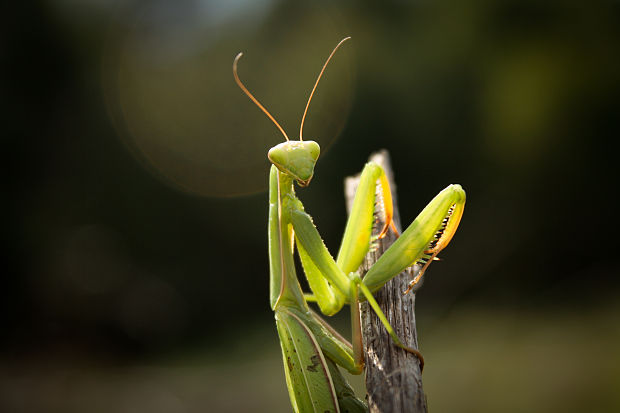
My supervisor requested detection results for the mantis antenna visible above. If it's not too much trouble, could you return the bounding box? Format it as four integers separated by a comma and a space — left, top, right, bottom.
299, 36, 351, 141
233, 52, 290, 142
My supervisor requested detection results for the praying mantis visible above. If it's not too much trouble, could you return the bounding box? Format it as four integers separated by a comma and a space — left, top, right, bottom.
233, 37, 465, 413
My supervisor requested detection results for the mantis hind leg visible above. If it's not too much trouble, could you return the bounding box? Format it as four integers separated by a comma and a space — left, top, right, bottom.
325, 357, 368, 413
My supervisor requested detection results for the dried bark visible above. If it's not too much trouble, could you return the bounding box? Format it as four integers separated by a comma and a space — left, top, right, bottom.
344, 150, 427, 413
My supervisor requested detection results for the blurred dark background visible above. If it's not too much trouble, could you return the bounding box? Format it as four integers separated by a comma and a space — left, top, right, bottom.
3, 0, 620, 412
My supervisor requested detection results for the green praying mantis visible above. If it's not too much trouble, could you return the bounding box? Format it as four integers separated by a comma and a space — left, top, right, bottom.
233, 37, 466, 413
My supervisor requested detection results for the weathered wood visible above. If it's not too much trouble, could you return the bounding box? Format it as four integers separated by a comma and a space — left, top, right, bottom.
344, 150, 427, 413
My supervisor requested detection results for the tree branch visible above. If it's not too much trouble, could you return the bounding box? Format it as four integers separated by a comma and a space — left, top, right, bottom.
344, 150, 427, 413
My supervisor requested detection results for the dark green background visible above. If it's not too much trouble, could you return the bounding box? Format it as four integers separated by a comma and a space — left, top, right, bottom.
3, 1, 620, 412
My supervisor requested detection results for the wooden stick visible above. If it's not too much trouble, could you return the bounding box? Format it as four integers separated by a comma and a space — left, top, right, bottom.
344, 150, 427, 413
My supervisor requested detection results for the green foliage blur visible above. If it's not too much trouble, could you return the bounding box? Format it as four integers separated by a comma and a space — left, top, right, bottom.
3, 1, 620, 412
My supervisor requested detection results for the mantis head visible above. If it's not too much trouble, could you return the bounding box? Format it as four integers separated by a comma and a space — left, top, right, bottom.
268, 140, 320, 187
233, 37, 350, 187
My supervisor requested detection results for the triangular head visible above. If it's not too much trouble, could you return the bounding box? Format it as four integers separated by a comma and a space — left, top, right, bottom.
268, 140, 320, 187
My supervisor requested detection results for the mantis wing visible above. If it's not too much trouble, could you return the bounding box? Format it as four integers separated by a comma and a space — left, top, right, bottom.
276, 307, 368, 413
276, 308, 340, 413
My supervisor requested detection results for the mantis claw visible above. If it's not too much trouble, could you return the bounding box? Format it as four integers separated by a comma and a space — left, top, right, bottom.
399, 344, 425, 372
389, 221, 400, 237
